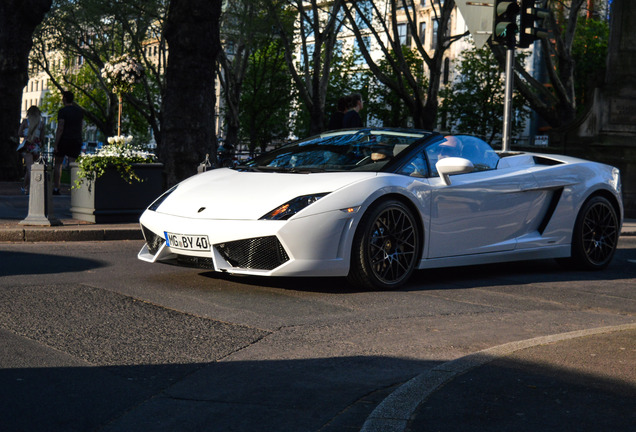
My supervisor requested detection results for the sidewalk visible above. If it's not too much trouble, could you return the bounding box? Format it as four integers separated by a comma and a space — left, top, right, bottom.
0, 181, 142, 242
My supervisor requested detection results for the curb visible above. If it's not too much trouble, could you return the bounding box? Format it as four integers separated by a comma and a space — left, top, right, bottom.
0, 226, 142, 243
361, 322, 636, 432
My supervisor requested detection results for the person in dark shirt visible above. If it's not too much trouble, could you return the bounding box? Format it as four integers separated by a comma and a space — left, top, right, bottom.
327, 95, 350, 130
53, 91, 83, 195
342, 93, 363, 128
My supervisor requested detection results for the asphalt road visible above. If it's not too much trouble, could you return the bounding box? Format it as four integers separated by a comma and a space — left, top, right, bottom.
1, 238, 635, 431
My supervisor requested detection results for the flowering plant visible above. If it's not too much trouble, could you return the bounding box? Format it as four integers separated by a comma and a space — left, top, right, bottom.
101, 54, 144, 95
74, 135, 157, 188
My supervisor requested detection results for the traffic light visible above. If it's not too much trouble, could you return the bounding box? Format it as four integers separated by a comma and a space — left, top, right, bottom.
519, 0, 550, 48
493, 0, 520, 48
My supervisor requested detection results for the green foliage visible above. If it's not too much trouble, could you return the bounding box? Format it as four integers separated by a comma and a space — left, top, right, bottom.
239, 40, 294, 151
439, 43, 529, 142
33, 0, 166, 144
572, 16, 609, 111
365, 47, 427, 128
41, 63, 151, 144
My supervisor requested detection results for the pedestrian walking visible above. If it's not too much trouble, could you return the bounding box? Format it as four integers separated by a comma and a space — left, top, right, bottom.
53, 91, 83, 195
16, 106, 45, 194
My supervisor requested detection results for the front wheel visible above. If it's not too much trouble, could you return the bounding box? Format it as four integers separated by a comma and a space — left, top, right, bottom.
568, 196, 619, 270
348, 200, 420, 290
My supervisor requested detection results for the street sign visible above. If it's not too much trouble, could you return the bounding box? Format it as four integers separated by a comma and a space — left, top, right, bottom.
534, 135, 549, 146
455, 0, 495, 49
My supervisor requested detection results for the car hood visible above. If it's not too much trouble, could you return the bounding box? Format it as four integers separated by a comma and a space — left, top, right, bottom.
155, 168, 377, 220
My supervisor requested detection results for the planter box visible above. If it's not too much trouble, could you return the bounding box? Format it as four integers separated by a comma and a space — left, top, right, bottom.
71, 162, 164, 223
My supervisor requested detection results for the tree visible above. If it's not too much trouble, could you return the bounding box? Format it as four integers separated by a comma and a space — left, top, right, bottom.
0, 0, 52, 181
308, 39, 370, 134
365, 47, 428, 128
270, 0, 346, 136
322, 41, 372, 129
504, 0, 604, 129
343, 0, 468, 129
218, 0, 283, 150
160, 0, 222, 185
30, 0, 168, 143
439, 43, 529, 142
571, 13, 609, 113
239, 40, 294, 153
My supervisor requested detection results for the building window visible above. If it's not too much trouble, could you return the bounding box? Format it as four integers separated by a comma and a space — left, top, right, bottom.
432, 19, 439, 49
397, 23, 410, 46
419, 21, 427, 45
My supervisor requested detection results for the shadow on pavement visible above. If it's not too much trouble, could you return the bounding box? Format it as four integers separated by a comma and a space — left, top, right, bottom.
0, 250, 104, 276
408, 342, 636, 432
196, 241, 636, 294
2, 352, 635, 432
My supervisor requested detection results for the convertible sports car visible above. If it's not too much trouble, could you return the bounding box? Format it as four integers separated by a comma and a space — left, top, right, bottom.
138, 128, 623, 290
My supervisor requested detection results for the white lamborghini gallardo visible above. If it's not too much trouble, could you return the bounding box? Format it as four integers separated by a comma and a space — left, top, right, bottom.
138, 129, 623, 290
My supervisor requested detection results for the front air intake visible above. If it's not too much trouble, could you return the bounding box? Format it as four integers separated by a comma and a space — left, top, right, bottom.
215, 236, 289, 270
141, 225, 165, 255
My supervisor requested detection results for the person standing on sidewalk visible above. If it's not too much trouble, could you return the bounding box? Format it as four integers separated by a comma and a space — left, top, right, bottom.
53, 91, 83, 195
17, 106, 46, 194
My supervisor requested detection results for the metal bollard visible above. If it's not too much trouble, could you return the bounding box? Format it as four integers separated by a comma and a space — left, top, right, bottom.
19, 160, 62, 226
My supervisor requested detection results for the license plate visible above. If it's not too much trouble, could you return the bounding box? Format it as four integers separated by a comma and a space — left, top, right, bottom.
164, 232, 210, 251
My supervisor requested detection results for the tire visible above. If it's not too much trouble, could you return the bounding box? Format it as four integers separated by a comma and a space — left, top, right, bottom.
568, 195, 619, 270
348, 200, 420, 290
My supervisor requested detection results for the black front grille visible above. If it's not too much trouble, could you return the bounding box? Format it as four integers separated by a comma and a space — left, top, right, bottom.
142, 225, 165, 255
215, 236, 290, 270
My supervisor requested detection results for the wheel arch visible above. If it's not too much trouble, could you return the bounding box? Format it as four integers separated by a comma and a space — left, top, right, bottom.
356, 192, 426, 261
582, 188, 623, 227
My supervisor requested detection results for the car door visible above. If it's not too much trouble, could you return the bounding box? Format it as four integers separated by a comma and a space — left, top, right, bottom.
426, 167, 539, 258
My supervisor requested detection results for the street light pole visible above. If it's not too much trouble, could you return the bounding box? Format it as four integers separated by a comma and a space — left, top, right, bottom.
502, 46, 514, 152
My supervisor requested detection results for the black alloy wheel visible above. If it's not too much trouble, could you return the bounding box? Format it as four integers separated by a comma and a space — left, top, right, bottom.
570, 195, 619, 269
348, 200, 420, 290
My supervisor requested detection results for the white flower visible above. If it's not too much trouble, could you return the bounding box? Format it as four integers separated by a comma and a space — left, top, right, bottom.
101, 54, 144, 95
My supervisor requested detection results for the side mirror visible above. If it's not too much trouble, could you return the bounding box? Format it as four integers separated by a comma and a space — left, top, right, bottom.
436, 157, 474, 185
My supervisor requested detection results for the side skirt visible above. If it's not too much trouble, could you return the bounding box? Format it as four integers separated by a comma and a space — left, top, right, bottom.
417, 245, 570, 270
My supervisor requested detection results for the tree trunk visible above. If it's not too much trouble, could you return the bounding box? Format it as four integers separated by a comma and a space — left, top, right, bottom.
160, 0, 222, 186
0, 0, 52, 181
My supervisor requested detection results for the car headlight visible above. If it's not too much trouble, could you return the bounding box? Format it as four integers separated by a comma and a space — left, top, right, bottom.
260, 193, 329, 220
148, 185, 178, 211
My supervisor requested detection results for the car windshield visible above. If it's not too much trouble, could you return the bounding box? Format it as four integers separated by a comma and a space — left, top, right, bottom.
241, 129, 430, 173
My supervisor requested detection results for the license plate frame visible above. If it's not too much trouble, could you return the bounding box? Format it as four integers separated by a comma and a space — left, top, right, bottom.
164, 232, 210, 251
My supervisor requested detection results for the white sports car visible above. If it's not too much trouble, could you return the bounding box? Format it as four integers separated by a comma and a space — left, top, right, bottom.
138, 129, 623, 290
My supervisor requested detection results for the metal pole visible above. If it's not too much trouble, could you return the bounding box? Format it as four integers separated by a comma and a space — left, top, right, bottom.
502, 46, 515, 153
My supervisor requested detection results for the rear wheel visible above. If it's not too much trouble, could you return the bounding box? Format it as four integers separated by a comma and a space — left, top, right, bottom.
348, 200, 420, 290
569, 196, 619, 269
